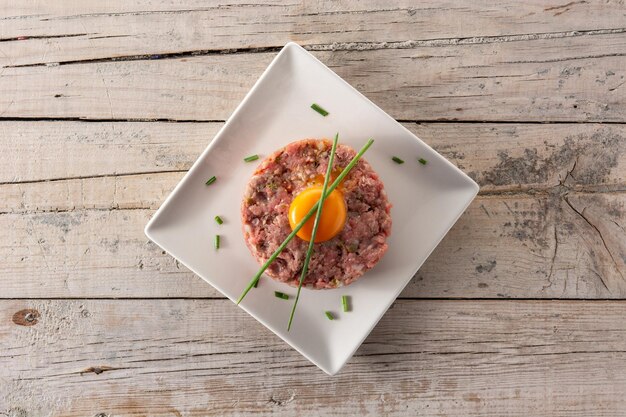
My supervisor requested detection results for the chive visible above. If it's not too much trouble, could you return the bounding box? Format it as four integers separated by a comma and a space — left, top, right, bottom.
287, 133, 339, 331
215, 216, 224, 225
274, 291, 289, 300
311, 103, 329, 117
253, 279, 259, 288
418, 157, 428, 165
236, 138, 374, 305
244, 154, 259, 162
205, 176, 216, 186
342, 295, 349, 312
325, 311, 334, 320
214, 235, 220, 250
392, 156, 404, 164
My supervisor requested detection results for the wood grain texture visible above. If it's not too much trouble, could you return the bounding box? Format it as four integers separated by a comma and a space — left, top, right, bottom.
1, 191, 624, 298
2, 1, 625, 67
2, 299, 626, 416
2, 2, 626, 414
1, 121, 215, 183
1, 32, 625, 122
1, 121, 624, 298
3, 121, 625, 190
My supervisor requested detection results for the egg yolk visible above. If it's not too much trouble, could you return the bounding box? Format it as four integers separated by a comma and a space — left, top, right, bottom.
288, 186, 347, 242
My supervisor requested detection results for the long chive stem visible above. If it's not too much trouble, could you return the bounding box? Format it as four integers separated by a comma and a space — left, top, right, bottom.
342, 295, 349, 312
287, 133, 339, 331
244, 154, 259, 162
215, 215, 224, 225
325, 311, 334, 320
236, 138, 374, 305
205, 176, 216, 186
311, 103, 329, 117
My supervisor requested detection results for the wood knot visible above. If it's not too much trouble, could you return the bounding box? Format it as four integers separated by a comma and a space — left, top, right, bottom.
6, 407, 28, 417
268, 389, 296, 406
12, 309, 40, 326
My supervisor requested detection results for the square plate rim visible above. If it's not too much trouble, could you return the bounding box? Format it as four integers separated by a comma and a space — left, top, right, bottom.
145, 42, 479, 375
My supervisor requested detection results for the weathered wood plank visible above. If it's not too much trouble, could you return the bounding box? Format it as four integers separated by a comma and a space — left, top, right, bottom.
2, 1, 624, 67
2, 120, 624, 299
1, 33, 625, 122
1, 121, 216, 183
1, 191, 624, 298
2, 299, 626, 416
2, 172, 184, 213
3, 121, 625, 191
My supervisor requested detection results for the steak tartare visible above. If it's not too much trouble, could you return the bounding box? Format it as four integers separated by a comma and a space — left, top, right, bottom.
241, 139, 391, 288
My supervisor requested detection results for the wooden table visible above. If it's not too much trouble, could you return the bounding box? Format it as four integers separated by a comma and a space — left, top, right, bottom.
2, 2, 625, 415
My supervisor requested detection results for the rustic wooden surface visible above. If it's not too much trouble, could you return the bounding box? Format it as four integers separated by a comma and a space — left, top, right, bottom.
1, 1, 625, 416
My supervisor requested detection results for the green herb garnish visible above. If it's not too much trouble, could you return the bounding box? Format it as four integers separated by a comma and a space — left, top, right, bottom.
325, 311, 334, 320
214, 235, 220, 249
205, 176, 216, 186
311, 103, 329, 117
236, 138, 374, 305
275, 291, 289, 300
342, 295, 349, 312
392, 156, 404, 164
287, 133, 339, 331
215, 216, 224, 225
418, 158, 428, 165
244, 154, 259, 162
253, 279, 259, 288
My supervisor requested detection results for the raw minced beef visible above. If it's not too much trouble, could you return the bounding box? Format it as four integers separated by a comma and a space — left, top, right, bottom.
241, 139, 392, 289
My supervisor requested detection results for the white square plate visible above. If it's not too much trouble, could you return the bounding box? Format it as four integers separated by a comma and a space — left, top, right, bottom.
145, 42, 478, 375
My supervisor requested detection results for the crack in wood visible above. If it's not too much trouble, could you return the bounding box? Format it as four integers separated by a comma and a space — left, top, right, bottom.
0, 169, 188, 186
2, 117, 626, 124
3, 46, 284, 68
38, 4, 299, 21
0, 116, 224, 123
0, 33, 93, 43
609, 81, 626, 92
4, 27, 625, 68
544, 1, 588, 12
80, 365, 119, 375
323, 27, 626, 52
503, 52, 626, 65
543, 225, 560, 292
564, 195, 625, 286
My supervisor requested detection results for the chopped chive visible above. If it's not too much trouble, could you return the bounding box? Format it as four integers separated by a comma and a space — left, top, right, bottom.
205, 176, 216, 186
274, 291, 289, 300
244, 154, 259, 162
287, 133, 339, 331
392, 156, 404, 164
214, 235, 220, 250
325, 311, 334, 320
237, 138, 374, 305
418, 158, 428, 165
342, 295, 349, 312
311, 103, 329, 117
215, 215, 224, 225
